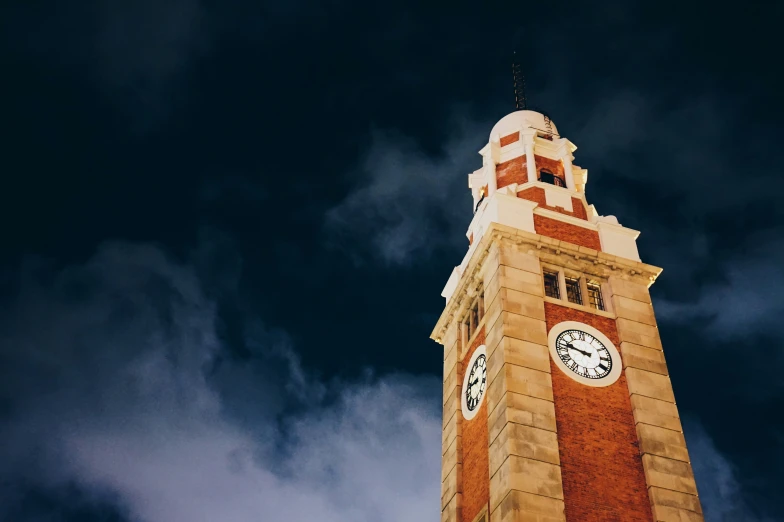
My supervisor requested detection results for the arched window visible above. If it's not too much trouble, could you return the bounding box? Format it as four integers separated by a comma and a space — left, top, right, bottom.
539, 169, 566, 188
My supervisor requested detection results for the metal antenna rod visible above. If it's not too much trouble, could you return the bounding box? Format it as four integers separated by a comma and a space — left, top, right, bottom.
512, 52, 527, 110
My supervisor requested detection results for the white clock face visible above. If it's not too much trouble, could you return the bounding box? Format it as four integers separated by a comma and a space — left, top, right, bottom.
461, 345, 488, 420
547, 321, 622, 387
555, 329, 612, 379
465, 354, 487, 412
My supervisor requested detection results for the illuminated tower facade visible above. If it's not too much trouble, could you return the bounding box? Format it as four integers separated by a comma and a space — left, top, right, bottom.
432, 110, 703, 522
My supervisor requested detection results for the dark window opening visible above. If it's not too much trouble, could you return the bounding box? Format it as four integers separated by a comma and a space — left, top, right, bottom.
539, 169, 566, 188
587, 281, 605, 311
464, 290, 485, 344
543, 270, 560, 299
565, 276, 582, 305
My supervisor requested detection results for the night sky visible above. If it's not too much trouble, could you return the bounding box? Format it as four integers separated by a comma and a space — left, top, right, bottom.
2, 1, 783, 521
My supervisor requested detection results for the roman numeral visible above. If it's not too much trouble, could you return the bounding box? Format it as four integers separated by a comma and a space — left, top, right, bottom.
598, 363, 608, 371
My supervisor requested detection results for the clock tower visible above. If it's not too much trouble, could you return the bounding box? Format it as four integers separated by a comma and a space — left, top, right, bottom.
432, 110, 703, 522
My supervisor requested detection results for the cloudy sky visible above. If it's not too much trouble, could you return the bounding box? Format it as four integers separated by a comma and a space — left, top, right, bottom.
1, 1, 782, 521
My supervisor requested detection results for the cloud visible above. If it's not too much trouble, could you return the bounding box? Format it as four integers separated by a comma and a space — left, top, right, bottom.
325, 119, 487, 265
654, 238, 784, 337
0, 240, 441, 522
0, 238, 772, 522
685, 419, 773, 522
58, 375, 440, 522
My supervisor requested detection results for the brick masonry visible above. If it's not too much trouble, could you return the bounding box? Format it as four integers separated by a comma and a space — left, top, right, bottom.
517, 186, 589, 220
460, 327, 489, 522
544, 302, 653, 521
496, 156, 529, 189
500, 132, 520, 147
533, 215, 602, 251
497, 154, 567, 190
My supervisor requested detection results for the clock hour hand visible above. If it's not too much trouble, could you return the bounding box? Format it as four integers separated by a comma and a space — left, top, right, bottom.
566, 342, 592, 358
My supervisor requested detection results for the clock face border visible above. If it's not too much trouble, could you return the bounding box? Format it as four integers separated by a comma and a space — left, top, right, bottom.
547, 321, 622, 388
461, 344, 488, 421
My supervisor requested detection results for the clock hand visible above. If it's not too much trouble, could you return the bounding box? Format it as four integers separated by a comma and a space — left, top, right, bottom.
566, 342, 593, 358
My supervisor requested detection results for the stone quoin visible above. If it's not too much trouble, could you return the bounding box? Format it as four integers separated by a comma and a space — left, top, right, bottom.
432, 109, 703, 522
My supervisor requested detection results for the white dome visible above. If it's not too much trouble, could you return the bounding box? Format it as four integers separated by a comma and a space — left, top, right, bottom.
490, 110, 558, 140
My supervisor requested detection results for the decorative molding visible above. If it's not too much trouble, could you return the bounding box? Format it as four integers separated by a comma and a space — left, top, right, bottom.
431, 222, 662, 343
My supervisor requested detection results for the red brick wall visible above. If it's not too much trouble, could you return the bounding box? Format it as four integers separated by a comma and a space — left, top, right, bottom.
533, 215, 602, 251
517, 187, 588, 220
544, 303, 653, 522
535, 155, 565, 179
569, 197, 588, 220
496, 156, 528, 189
500, 132, 520, 146
460, 328, 489, 522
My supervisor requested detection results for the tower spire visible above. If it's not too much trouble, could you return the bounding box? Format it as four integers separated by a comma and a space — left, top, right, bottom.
512, 51, 527, 110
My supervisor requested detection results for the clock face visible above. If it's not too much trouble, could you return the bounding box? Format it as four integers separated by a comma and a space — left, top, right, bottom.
461, 345, 488, 420
554, 329, 613, 380
464, 354, 487, 412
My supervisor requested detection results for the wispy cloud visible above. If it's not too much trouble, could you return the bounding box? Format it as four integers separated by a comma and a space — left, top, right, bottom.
685, 419, 775, 522
654, 238, 784, 338
325, 119, 487, 265
0, 240, 441, 522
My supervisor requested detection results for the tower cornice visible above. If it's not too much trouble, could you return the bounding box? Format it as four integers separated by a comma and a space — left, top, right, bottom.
430, 222, 662, 344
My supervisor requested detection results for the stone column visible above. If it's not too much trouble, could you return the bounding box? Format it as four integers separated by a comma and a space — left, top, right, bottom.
562, 152, 575, 191
441, 320, 463, 522
522, 129, 537, 184
607, 276, 705, 522
483, 240, 566, 522
484, 152, 497, 196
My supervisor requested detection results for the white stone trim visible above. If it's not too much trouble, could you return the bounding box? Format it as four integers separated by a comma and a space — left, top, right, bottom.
547, 321, 622, 388
442, 267, 462, 300
543, 187, 574, 212
597, 222, 642, 262
461, 344, 488, 420
532, 136, 563, 160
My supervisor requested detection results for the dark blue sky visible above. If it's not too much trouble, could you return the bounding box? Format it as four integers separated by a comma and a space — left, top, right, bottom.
1, 1, 782, 521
